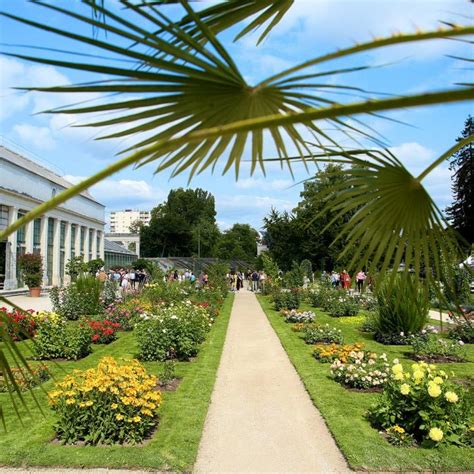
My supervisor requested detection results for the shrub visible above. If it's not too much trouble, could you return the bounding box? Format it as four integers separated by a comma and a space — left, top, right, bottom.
272, 289, 300, 310
330, 351, 390, 389
359, 312, 378, 333
17, 252, 43, 288
50, 275, 103, 320
307, 287, 333, 308
83, 318, 120, 344
103, 300, 150, 331
385, 425, 415, 447
353, 293, 378, 311
142, 281, 192, 305
0, 364, 49, 393
302, 323, 343, 344
33, 313, 91, 360
282, 309, 315, 323
410, 334, 467, 362
327, 294, 360, 317
136, 302, 211, 361
368, 360, 470, 447
313, 342, 364, 363
0, 307, 36, 340
448, 320, 474, 344
101, 280, 119, 307
374, 275, 429, 344
49, 356, 161, 445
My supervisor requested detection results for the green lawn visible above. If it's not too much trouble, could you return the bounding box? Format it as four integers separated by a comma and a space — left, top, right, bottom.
0, 293, 234, 471
258, 296, 474, 472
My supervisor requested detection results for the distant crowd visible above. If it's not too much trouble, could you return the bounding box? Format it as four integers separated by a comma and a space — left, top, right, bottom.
95, 268, 150, 291
323, 269, 372, 292
228, 270, 266, 292
164, 269, 209, 286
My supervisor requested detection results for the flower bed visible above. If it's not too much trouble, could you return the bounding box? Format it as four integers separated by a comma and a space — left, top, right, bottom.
330, 351, 390, 390
136, 301, 212, 361
313, 342, 364, 363
282, 309, 315, 323
368, 360, 470, 447
272, 289, 300, 311
49, 356, 161, 445
302, 323, 343, 344
83, 319, 120, 344
327, 294, 360, 317
0, 364, 49, 392
410, 334, 467, 362
33, 312, 92, 360
448, 319, 474, 344
0, 307, 36, 340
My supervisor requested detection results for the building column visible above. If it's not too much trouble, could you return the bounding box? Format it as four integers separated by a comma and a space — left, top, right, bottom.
74, 224, 81, 257
25, 218, 34, 254
52, 218, 61, 286
99, 231, 105, 260
91, 228, 98, 261
83, 226, 90, 262
64, 221, 72, 284
4, 205, 18, 290
39, 216, 48, 287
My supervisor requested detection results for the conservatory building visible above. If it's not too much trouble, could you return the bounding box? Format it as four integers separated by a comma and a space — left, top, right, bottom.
0, 144, 105, 291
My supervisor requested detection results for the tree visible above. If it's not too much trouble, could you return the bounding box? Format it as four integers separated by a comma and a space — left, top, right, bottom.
215, 224, 259, 263
129, 220, 144, 235
141, 188, 220, 257
446, 116, 474, 245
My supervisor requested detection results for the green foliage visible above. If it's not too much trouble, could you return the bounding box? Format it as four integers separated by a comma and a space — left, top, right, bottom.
448, 320, 474, 344
87, 258, 104, 275
141, 188, 220, 258
302, 323, 343, 344
136, 302, 212, 361
282, 261, 305, 288
50, 275, 103, 320
215, 223, 258, 263
374, 275, 429, 344
101, 280, 118, 307
327, 294, 361, 317
0, 364, 49, 393
159, 360, 177, 385
272, 289, 300, 311
445, 115, 474, 245
17, 252, 43, 288
440, 262, 471, 305
33, 317, 92, 361
65, 256, 88, 281
368, 361, 470, 447
205, 262, 229, 298
131, 258, 154, 274
410, 334, 467, 362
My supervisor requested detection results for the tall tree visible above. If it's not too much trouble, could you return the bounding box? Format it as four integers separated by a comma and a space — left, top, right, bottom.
215, 224, 259, 263
141, 188, 220, 257
446, 116, 474, 245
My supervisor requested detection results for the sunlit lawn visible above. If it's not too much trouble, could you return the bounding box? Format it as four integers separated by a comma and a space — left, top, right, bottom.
258, 295, 473, 472
0, 293, 234, 471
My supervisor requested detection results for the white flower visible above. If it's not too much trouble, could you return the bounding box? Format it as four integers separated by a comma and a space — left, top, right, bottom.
459, 340, 465, 346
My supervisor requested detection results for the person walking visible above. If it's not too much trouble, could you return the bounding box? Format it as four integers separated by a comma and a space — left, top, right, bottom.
356, 270, 366, 293
236, 271, 243, 291
251, 270, 259, 292
341, 270, 351, 290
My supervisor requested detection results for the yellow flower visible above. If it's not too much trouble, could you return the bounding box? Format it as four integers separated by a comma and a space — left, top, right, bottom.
392, 425, 405, 434
413, 370, 424, 382
444, 391, 459, 403
432, 376, 443, 385
111, 403, 118, 409
392, 363, 403, 375
132, 415, 142, 423
85, 400, 94, 407
393, 372, 404, 381
115, 413, 124, 421
65, 398, 76, 405
400, 384, 411, 395
428, 427, 443, 442
428, 383, 441, 398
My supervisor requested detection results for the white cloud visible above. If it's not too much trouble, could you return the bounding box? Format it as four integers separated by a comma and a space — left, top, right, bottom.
63, 175, 166, 208
235, 177, 294, 191
13, 123, 56, 150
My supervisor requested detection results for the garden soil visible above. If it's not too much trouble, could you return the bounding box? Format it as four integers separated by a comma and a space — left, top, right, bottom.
194, 289, 351, 473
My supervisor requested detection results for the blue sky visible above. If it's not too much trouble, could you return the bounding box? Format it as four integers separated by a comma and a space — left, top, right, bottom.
0, 0, 472, 231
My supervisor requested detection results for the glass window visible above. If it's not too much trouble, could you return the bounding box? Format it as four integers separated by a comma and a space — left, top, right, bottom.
80, 227, 85, 256
0, 205, 9, 233
59, 222, 66, 283
96, 232, 101, 259
16, 210, 27, 284
89, 228, 93, 260
47, 218, 55, 284
33, 218, 41, 254
70, 224, 76, 258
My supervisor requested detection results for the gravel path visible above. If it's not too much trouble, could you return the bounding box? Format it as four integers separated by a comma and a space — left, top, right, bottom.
194, 289, 351, 473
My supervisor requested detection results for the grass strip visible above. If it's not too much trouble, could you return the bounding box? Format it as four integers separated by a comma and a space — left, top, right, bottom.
258, 295, 473, 472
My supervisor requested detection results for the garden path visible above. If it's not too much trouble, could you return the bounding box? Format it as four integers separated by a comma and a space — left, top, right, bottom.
194, 289, 351, 473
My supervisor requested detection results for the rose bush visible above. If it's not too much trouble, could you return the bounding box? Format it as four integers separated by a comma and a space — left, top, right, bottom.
283, 309, 315, 323
0, 307, 36, 340
302, 323, 344, 345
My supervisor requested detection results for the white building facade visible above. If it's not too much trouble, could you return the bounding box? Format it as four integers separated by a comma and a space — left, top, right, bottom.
109, 209, 150, 233
0, 145, 105, 291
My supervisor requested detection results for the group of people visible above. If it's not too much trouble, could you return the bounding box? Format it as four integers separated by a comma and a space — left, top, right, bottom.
96, 268, 149, 291
228, 270, 266, 292
165, 269, 209, 286
328, 269, 368, 292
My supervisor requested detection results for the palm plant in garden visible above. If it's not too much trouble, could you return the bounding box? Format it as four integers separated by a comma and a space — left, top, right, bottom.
0, 0, 473, 420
